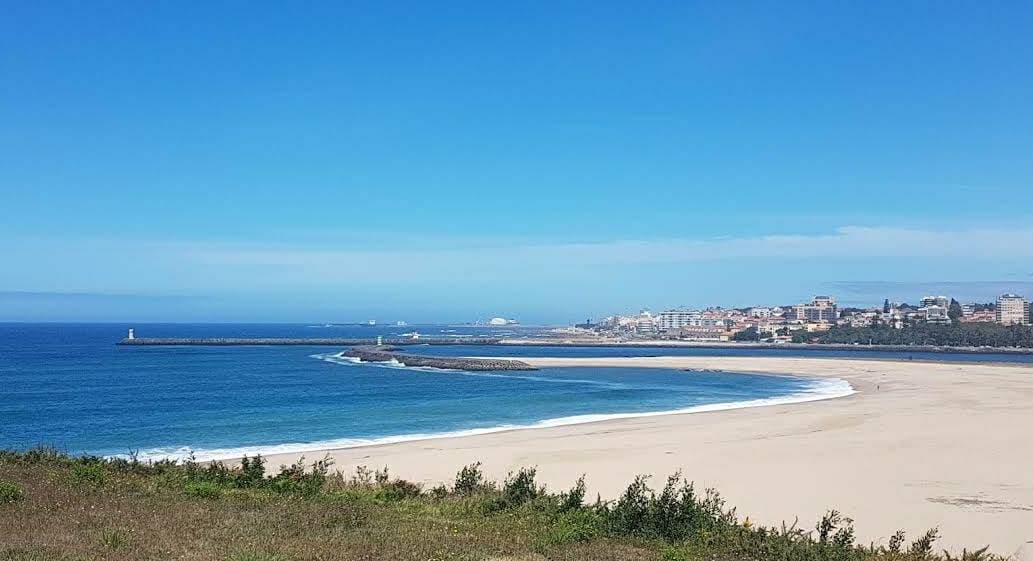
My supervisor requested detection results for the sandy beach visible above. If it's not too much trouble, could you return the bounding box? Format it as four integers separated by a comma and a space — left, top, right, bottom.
263, 356, 1033, 555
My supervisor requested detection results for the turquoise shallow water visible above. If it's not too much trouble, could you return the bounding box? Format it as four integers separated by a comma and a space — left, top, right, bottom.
0, 323, 859, 460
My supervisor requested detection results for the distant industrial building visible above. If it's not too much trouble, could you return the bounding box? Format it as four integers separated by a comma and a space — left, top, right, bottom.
996, 294, 1030, 325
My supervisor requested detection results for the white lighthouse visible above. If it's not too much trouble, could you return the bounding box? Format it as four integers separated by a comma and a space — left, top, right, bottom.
127, 328, 135, 340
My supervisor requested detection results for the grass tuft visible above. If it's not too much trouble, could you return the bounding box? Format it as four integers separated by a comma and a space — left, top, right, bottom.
99, 528, 129, 550
0, 481, 25, 503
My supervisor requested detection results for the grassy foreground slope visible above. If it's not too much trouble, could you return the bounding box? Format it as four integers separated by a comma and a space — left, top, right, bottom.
0, 449, 1001, 561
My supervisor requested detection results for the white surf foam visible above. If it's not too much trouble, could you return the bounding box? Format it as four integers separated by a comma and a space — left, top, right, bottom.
314, 352, 463, 373
125, 366, 855, 463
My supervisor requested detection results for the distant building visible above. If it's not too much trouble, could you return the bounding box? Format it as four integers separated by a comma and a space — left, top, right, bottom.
789, 296, 838, 324
676, 325, 728, 341
488, 317, 518, 326
960, 310, 995, 323
996, 294, 1030, 325
812, 296, 836, 308
923, 305, 950, 324
844, 310, 878, 327
656, 309, 699, 331
920, 295, 950, 309
748, 307, 772, 318
634, 311, 656, 334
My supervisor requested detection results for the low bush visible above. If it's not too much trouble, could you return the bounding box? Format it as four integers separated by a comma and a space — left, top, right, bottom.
71, 463, 106, 488
501, 467, 544, 506
268, 456, 332, 496
543, 508, 606, 544
184, 480, 224, 499
558, 475, 586, 512
378, 479, 422, 501
0, 481, 25, 503
237, 454, 266, 488
454, 462, 488, 496
602, 472, 735, 541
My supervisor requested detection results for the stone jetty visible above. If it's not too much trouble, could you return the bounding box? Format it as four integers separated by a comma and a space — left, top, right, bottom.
118, 337, 502, 346
340, 346, 537, 371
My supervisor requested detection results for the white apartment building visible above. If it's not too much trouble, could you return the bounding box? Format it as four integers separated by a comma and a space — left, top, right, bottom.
923, 305, 950, 324
656, 309, 700, 331
996, 294, 1030, 325
789, 296, 838, 323
634, 311, 657, 333
921, 295, 950, 309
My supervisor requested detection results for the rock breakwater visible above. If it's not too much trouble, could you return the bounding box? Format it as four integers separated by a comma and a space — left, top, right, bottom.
340, 347, 537, 371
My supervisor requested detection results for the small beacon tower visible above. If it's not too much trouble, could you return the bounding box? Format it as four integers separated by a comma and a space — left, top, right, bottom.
127, 328, 135, 340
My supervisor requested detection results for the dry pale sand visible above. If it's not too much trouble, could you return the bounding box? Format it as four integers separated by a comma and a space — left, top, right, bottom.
263, 356, 1033, 555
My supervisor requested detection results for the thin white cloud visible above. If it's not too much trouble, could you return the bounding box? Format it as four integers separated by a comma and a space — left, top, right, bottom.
4, 225, 1033, 293
183, 225, 1033, 270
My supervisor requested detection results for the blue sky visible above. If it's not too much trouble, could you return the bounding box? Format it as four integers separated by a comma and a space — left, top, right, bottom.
2, 2, 1032, 323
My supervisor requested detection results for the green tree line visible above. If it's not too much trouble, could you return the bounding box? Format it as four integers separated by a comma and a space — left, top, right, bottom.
794, 323, 1033, 348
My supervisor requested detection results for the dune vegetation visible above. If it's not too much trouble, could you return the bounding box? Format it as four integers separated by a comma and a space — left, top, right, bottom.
0, 448, 1001, 561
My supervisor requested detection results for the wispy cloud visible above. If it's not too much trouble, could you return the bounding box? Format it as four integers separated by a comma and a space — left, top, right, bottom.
182, 225, 1033, 270
4, 225, 1033, 293
828, 280, 1033, 303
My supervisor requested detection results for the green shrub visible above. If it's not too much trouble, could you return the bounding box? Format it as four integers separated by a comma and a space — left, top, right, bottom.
659, 547, 692, 561
544, 508, 605, 544
607, 475, 652, 535
268, 456, 331, 496
237, 455, 266, 488
454, 462, 486, 496
429, 484, 449, 499
502, 467, 543, 507
184, 481, 225, 499
558, 475, 586, 512
910, 528, 940, 557
71, 463, 107, 488
22, 446, 65, 464
603, 472, 735, 541
944, 546, 994, 561
378, 479, 422, 501
0, 481, 25, 503
480, 466, 545, 513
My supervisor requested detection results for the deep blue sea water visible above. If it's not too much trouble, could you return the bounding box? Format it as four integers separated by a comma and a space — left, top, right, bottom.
1, 323, 1022, 461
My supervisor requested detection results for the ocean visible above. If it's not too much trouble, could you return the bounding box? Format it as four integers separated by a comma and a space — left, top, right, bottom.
1, 323, 1025, 461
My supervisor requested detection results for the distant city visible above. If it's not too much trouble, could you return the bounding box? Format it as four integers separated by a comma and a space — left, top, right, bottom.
575, 293, 1032, 343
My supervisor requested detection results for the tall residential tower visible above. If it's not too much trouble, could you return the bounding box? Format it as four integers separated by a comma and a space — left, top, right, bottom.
996, 294, 1030, 325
